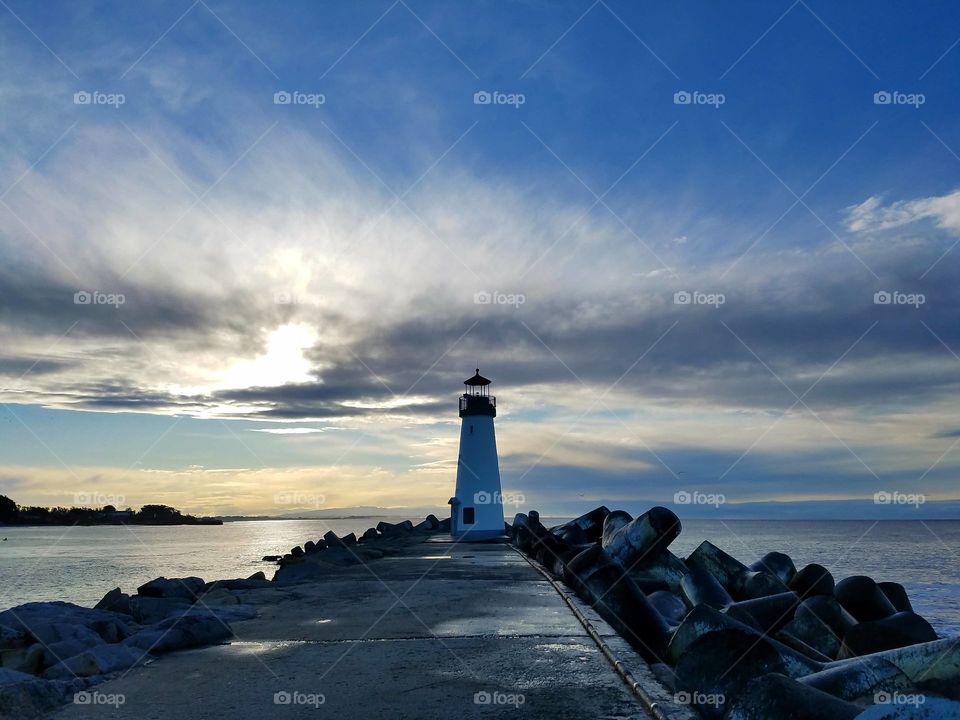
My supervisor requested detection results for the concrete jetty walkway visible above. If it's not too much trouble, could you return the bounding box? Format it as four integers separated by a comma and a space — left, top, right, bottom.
52, 538, 685, 719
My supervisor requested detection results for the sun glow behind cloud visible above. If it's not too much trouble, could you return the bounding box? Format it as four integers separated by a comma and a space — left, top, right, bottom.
218, 323, 317, 390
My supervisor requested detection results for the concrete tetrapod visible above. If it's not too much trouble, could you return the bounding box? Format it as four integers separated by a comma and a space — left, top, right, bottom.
602, 506, 681, 569
564, 545, 671, 663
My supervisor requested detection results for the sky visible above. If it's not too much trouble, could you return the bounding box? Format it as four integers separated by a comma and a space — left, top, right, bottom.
1, 0, 959, 518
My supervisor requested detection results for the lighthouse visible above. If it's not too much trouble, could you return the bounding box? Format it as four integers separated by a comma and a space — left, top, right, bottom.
448, 369, 505, 539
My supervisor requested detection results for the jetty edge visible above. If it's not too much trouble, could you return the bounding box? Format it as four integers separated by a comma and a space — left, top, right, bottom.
512, 505, 960, 719
1, 513, 680, 719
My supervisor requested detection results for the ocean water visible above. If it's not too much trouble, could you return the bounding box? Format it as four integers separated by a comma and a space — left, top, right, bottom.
1, 518, 958, 637
0, 517, 399, 611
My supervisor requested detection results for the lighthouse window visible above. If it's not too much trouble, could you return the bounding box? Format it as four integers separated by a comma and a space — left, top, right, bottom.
470, 424, 473, 434
463, 507, 475, 524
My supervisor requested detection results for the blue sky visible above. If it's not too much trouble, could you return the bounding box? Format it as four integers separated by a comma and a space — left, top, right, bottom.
1, 1, 959, 517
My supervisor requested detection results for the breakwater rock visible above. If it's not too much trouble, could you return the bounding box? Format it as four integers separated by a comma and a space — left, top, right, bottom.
270, 514, 449, 585
0, 572, 268, 717
511, 505, 960, 719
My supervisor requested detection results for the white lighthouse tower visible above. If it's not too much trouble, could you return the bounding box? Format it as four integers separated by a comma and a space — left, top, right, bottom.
448, 369, 505, 539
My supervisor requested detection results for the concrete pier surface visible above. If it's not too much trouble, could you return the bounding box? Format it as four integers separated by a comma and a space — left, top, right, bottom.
52, 538, 685, 719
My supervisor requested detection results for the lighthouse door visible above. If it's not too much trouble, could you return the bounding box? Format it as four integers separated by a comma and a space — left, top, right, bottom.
462, 507, 475, 525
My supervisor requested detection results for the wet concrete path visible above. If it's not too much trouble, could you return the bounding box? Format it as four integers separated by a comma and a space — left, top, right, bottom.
53, 538, 685, 719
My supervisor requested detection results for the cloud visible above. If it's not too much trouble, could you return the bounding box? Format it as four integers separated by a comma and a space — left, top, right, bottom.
845, 189, 960, 234
248, 427, 329, 435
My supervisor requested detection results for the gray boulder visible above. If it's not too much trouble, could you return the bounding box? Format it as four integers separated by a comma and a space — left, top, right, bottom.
198, 588, 240, 606
129, 596, 192, 624
0, 602, 128, 638
203, 576, 272, 592
0, 668, 92, 717
0, 643, 44, 674
33, 624, 105, 667
31, 622, 103, 648
0, 624, 26, 650
43, 644, 143, 679
0, 667, 37, 685
93, 587, 131, 615
123, 613, 234, 654
136, 576, 205, 601
273, 550, 362, 585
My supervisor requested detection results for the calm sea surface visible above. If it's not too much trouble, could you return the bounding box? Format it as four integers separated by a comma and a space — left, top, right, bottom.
2, 518, 958, 636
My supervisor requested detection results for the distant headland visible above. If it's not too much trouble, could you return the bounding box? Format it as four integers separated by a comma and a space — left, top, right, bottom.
0, 495, 222, 526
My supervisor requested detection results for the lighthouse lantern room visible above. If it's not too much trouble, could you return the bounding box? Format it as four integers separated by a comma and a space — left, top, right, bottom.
448, 369, 505, 539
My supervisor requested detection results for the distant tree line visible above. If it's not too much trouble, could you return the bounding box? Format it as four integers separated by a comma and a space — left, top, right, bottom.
0, 496, 221, 526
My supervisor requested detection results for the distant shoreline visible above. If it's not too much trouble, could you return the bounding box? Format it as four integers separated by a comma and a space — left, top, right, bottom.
3, 516, 959, 528
0, 519, 223, 528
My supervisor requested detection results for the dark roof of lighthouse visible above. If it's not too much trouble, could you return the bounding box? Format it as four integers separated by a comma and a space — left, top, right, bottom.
464, 368, 491, 386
